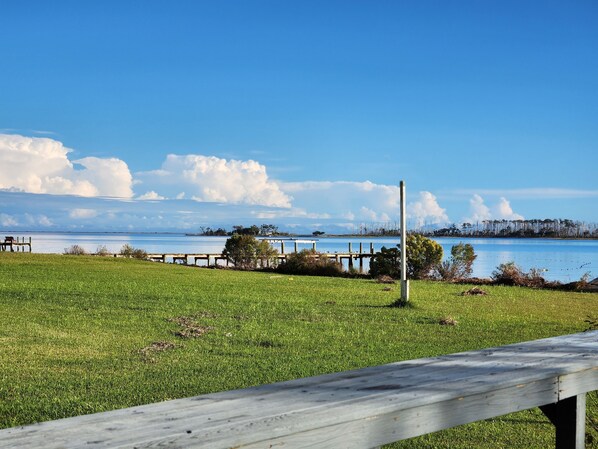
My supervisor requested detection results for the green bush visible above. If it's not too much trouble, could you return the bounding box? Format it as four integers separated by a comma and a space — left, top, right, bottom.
369, 234, 443, 280
407, 234, 443, 279
223, 235, 278, 269
277, 249, 344, 277
369, 246, 400, 278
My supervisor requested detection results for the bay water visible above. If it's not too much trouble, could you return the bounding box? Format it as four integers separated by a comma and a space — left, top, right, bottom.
5, 232, 596, 283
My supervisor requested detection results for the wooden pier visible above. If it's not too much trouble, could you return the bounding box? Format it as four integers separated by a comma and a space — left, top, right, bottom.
144, 242, 377, 271
0, 236, 31, 252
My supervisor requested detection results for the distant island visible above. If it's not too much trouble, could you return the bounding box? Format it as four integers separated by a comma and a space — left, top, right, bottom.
188, 219, 598, 239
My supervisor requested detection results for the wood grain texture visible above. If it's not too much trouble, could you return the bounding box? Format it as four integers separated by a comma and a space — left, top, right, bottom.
1, 331, 596, 449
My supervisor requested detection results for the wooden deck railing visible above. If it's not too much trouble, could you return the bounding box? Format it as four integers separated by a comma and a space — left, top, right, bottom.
1, 331, 596, 448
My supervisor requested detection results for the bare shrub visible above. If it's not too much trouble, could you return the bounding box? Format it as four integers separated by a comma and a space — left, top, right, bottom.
491, 262, 549, 288
95, 245, 110, 256
119, 244, 148, 259
435, 260, 460, 281
63, 245, 87, 255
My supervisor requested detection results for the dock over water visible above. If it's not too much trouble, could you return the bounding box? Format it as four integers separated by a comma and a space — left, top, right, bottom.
0, 236, 31, 252
145, 241, 377, 271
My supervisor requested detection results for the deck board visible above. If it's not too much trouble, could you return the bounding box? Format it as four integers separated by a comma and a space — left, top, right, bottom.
1, 331, 597, 448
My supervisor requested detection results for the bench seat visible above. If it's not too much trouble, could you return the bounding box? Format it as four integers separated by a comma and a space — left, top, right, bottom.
1, 331, 597, 448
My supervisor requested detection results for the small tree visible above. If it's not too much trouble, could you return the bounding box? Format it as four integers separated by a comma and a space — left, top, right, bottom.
370, 234, 443, 280
435, 242, 476, 280
369, 246, 401, 278
223, 235, 278, 269
450, 242, 476, 277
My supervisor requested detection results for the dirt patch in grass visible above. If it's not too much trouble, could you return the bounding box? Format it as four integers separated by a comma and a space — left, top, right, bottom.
168, 316, 213, 339
439, 316, 458, 326
139, 341, 178, 362
376, 275, 396, 284
461, 286, 488, 296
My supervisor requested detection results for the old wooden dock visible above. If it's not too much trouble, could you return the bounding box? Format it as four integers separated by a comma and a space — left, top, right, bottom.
144, 241, 377, 270
0, 236, 31, 252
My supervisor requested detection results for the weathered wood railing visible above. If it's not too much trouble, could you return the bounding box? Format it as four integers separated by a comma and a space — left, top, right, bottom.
1, 331, 596, 448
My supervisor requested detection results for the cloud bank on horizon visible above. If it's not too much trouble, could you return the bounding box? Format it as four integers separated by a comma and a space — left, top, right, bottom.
0, 134, 132, 198
2, 132, 588, 232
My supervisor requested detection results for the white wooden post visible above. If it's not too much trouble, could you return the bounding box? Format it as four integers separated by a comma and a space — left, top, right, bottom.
400, 180, 409, 301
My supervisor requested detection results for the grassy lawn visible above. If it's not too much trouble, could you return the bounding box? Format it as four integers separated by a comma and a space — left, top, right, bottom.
0, 252, 596, 448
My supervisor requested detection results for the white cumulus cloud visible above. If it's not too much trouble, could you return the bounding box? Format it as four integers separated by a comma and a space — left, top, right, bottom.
0, 134, 133, 198
280, 180, 401, 222
137, 191, 165, 200
279, 181, 447, 227
136, 154, 291, 207
494, 197, 524, 220
466, 194, 492, 223
465, 194, 523, 222
407, 191, 449, 227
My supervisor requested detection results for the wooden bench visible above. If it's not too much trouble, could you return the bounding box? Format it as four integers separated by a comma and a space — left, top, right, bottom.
1, 331, 596, 448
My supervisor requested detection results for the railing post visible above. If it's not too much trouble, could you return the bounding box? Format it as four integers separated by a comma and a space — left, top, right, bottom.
540, 393, 586, 449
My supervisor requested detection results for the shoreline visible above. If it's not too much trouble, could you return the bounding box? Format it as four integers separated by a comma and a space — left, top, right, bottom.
1, 229, 597, 241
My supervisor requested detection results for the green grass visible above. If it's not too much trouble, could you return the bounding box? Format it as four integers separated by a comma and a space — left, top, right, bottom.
0, 253, 597, 448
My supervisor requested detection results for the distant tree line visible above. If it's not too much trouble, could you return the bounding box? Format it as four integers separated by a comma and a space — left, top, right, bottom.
428, 219, 598, 239
353, 219, 598, 239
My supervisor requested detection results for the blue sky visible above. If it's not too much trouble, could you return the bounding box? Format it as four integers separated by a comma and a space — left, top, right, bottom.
1, 1, 597, 232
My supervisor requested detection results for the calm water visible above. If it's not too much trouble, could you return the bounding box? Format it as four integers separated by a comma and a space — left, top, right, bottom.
6, 232, 597, 283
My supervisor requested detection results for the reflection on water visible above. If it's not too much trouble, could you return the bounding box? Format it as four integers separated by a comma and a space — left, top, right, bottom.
5, 232, 597, 283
